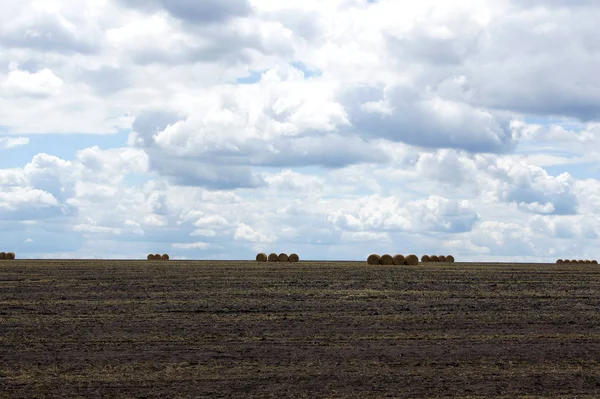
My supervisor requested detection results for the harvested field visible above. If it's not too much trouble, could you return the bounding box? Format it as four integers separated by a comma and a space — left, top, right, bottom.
1, 260, 600, 398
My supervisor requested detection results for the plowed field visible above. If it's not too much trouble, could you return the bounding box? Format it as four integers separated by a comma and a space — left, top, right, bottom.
1, 260, 600, 398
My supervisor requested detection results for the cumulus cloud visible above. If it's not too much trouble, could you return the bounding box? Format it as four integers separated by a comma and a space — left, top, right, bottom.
486, 160, 578, 215
327, 195, 480, 234
339, 84, 516, 153
2, 68, 64, 97
1, 0, 600, 260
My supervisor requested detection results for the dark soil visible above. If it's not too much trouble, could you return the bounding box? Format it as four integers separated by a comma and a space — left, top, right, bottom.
1, 260, 600, 398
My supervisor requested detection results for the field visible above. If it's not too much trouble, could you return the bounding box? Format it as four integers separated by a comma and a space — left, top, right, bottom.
1, 260, 600, 398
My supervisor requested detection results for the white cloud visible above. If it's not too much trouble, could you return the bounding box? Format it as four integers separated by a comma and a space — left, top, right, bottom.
234, 223, 276, 243
0, 137, 30, 149
172, 242, 210, 249
3, 68, 64, 97
0, 0, 599, 261
327, 195, 479, 233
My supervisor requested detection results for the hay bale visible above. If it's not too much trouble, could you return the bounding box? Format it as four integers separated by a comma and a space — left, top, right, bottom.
268, 253, 278, 262
421, 255, 431, 263
278, 253, 289, 263
147, 254, 154, 260
393, 254, 405, 265
584, 260, 592, 264
0, 252, 5, 260
578, 260, 585, 264
380, 254, 394, 265
288, 253, 299, 262
556, 259, 564, 264
154, 254, 161, 260
161, 254, 170, 261
256, 253, 268, 262
430, 255, 440, 263
367, 254, 380, 265
439, 255, 447, 263
446, 255, 455, 263
405, 254, 419, 265
592, 260, 598, 264
6, 252, 15, 260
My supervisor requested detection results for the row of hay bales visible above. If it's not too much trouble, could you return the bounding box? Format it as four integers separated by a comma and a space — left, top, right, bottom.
367, 254, 418, 265
256, 252, 300, 262
421, 255, 455, 263
556, 259, 598, 264
147, 253, 170, 261
0, 252, 16, 260
367, 254, 455, 265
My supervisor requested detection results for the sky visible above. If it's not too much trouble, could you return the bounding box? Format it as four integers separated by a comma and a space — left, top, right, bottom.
0, 0, 599, 261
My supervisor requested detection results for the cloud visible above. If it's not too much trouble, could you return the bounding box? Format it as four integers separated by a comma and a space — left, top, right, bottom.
234, 223, 276, 243
487, 160, 579, 215
1, 1, 600, 261
327, 195, 480, 234
118, 0, 252, 24
2, 68, 64, 97
0, 137, 29, 149
172, 242, 210, 249
0, 7, 99, 55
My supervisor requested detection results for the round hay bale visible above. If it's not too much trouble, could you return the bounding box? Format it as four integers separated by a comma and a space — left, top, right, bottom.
154, 254, 161, 260
161, 254, 170, 261
268, 253, 279, 262
147, 254, 154, 260
446, 255, 455, 263
556, 259, 564, 264
405, 254, 419, 265
592, 260, 598, 264
278, 253, 289, 263
6, 252, 15, 260
0, 252, 5, 260
584, 260, 592, 264
393, 254, 405, 265
578, 260, 585, 264
439, 255, 447, 263
256, 253, 268, 262
367, 254, 380, 265
380, 254, 394, 265
421, 255, 431, 263
288, 253, 299, 262
564, 259, 572, 264
430, 255, 440, 263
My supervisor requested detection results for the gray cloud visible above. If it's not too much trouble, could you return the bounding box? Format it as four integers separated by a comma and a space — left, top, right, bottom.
339, 84, 516, 153
148, 155, 266, 190
0, 13, 97, 55
118, 0, 252, 24
131, 110, 182, 148
80, 67, 131, 96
